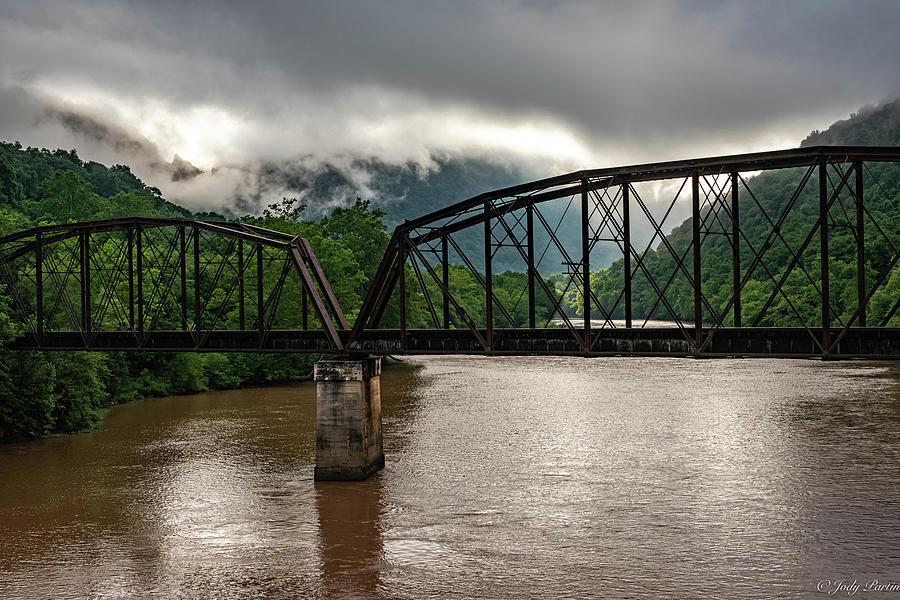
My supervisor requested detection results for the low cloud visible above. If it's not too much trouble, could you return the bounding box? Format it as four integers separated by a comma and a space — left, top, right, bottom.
1, 1, 899, 214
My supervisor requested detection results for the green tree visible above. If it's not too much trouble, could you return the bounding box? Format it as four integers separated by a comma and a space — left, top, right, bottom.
40, 170, 99, 222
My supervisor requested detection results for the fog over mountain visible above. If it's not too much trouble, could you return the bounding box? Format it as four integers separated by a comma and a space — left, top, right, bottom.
1, 1, 899, 215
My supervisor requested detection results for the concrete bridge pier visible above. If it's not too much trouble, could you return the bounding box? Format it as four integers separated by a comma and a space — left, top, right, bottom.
313, 357, 385, 481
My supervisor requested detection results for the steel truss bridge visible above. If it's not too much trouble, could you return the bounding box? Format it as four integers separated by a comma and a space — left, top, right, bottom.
1, 146, 899, 358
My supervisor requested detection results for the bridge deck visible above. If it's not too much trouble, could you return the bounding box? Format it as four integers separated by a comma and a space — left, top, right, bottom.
12, 328, 900, 358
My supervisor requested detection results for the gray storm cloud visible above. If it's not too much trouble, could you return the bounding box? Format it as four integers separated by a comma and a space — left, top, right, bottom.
1, 0, 899, 212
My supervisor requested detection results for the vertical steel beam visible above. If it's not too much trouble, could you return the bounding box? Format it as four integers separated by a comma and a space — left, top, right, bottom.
80, 232, 90, 333
399, 242, 406, 351
622, 182, 632, 328
484, 200, 493, 349
731, 172, 741, 327
581, 178, 591, 350
691, 171, 702, 349
819, 160, 830, 351
179, 226, 187, 331
193, 228, 200, 332
526, 203, 536, 329
35, 232, 43, 340
136, 226, 143, 336
256, 243, 264, 334
238, 238, 245, 330
127, 229, 134, 331
85, 234, 91, 334
441, 235, 450, 329
79, 233, 85, 332
855, 161, 866, 327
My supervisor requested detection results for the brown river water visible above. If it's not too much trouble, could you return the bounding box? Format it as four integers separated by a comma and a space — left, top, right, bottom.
1, 356, 899, 599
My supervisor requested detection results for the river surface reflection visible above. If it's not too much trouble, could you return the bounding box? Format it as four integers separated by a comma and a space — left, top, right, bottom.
1, 357, 899, 598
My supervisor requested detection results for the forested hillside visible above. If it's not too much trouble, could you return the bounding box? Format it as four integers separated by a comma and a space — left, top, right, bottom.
0, 142, 191, 223
801, 100, 900, 147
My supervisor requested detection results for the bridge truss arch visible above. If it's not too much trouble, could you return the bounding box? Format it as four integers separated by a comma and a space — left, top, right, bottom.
0, 218, 348, 352
348, 146, 900, 358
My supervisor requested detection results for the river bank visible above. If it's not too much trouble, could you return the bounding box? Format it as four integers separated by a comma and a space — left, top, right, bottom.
1, 353, 420, 444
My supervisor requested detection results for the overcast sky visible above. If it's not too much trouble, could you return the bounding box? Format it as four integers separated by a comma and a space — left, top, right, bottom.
1, 0, 899, 211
